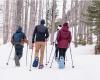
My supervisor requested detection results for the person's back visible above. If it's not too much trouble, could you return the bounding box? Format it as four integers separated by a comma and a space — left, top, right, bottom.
57, 22, 72, 68
34, 24, 48, 42
11, 27, 27, 45
57, 23, 71, 48
32, 19, 49, 69
11, 26, 28, 67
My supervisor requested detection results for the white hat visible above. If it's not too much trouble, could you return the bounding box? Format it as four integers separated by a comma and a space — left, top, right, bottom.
57, 25, 62, 30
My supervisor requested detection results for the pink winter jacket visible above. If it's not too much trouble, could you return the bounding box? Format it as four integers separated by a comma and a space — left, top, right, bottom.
57, 23, 72, 48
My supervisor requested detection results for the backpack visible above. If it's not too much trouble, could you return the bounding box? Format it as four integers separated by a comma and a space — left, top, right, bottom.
58, 56, 65, 69
37, 25, 46, 33
36, 25, 46, 39
13, 32, 23, 44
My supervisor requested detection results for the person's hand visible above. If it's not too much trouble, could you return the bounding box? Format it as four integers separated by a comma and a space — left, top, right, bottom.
51, 42, 55, 45
27, 40, 29, 45
32, 43, 35, 47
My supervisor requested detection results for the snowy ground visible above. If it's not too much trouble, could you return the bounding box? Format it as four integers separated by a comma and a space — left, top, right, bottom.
0, 42, 100, 80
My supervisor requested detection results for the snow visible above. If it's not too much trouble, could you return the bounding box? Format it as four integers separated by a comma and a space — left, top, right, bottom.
0, 42, 100, 80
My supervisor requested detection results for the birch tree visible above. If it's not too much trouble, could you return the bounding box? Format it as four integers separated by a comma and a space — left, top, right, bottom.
28, 0, 36, 48
62, 0, 67, 25
3, 0, 10, 44
50, 0, 56, 44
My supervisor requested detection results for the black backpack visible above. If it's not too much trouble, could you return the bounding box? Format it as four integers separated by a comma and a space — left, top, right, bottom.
13, 32, 23, 44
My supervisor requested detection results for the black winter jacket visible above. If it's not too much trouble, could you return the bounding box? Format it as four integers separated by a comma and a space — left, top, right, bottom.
32, 24, 49, 43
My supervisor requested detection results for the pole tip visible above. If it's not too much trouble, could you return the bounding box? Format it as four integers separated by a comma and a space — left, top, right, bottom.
50, 67, 52, 68
45, 63, 47, 65
6, 63, 8, 65
29, 69, 31, 71
72, 66, 74, 68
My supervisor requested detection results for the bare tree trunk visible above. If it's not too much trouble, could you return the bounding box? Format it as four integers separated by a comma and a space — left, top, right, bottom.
62, 0, 67, 25
16, 0, 23, 27
74, 0, 78, 47
11, 0, 17, 34
24, 0, 29, 35
28, 0, 36, 48
95, 29, 100, 54
70, 0, 74, 43
3, 0, 9, 44
38, 0, 42, 24
46, 0, 49, 27
50, 0, 56, 44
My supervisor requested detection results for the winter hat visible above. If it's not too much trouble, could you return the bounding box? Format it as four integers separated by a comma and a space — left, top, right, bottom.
17, 26, 22, 32
40, 19, 45, 24
57, 25, 62, 30
63, 22, 69, 27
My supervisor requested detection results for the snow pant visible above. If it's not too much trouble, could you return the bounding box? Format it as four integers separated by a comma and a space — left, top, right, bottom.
35, 42, 45, 65
58, 48, 67, 61
14, 44, 23, 66
55, 44, 59, 58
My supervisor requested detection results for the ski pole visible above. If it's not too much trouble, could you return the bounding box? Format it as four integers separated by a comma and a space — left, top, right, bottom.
26, 44, 28, 66
6, 45, 13, 65
50, 54, 55, 68
47, 44, 54, 64
70, 46, 74, 68
29, 46, 33, 71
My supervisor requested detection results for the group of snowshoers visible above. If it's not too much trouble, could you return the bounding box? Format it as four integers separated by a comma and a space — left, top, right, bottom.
11, 19, 72, 69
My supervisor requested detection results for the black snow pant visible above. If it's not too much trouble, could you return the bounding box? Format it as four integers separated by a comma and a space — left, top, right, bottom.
58, 48, 67, 61
55, 44, 59, 58
14, 44, 23, 66
15, 44, 23, 59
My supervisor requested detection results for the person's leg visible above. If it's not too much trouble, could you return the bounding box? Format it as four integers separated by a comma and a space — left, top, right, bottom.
17, 45, 23, 60
14, 44, 23, 66
58, 48, 63, 60
55, 44, 59, 58
39, 42, 45, 65
59, 48, 67, 59
35, 42, 41, 58
33, 42, 41, 67
62, 48, 67, 60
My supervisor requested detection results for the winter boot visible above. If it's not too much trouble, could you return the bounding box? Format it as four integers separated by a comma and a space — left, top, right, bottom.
58, 56, 65, 69
32, 57, 39, 67
38, 64, 44, 69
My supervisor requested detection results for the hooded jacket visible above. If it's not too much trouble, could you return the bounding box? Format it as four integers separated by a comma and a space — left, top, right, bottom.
57, 23, 72, 48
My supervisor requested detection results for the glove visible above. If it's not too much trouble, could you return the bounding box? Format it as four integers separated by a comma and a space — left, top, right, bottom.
32, 43, 35, 47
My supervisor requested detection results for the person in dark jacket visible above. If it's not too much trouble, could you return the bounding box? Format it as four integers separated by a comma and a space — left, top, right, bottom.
57, 22, 72, 64
32, 19, 49, 69
11, 26, 28, 67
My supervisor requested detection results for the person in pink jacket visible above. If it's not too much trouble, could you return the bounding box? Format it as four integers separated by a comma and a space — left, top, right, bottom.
57, 22, 72, 64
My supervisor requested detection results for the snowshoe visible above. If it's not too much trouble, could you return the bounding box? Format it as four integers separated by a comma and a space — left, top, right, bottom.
32, 57, 39, 67
58, 56, 65, 69
38, 64, 44, 69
